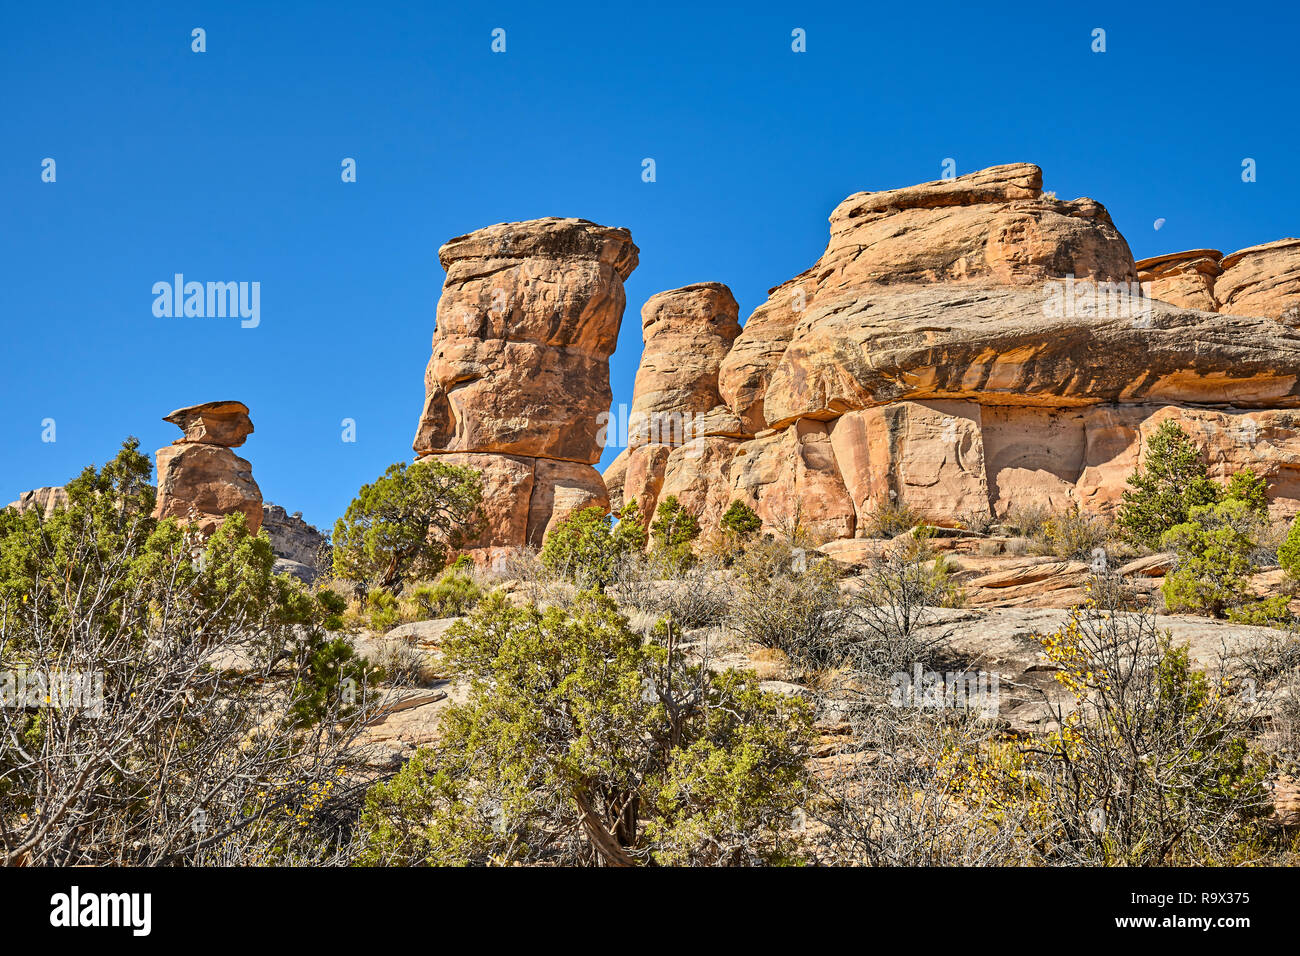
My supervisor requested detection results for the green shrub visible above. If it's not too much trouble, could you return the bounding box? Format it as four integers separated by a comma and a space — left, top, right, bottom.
1224, 468, 1269, 516
650, 495, 701, 571
316, 588, 349, 631
540, 500, 646, 590
365, 590, 401, 632
332, 459, 482, 592
1033, 507, 1112, 560
1118, 421, 1221, 549
863, 498, 923, 539
411, 570, 484, 619
720, 499, 762, 539
1161, 499, 1262, 617
1226, 596, 1293, 628
356, 592, 811, 866
1279, 516, 1300, 578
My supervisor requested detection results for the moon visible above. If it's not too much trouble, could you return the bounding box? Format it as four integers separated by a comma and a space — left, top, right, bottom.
1153, 218, 1166, 231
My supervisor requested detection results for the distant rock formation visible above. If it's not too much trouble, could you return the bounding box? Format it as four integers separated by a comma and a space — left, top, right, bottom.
606, 163, 1300, 546
1137, 239, 1300, 323
412, 218, 638, 561
5, 486, 68, 519
261, 503, 328, 581
153, 401, 263, 535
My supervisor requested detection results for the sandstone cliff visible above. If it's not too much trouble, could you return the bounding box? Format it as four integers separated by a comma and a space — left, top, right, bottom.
607, 164, 1300, 544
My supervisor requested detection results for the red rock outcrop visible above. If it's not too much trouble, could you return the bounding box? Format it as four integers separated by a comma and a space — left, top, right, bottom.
1137, 239, 1300, 323
608, 164, 1300, 544
153, 401, 263, 535
413, 219, 636, 560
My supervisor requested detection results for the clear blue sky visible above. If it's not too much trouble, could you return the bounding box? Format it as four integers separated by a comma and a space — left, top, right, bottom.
4, 1, 1298, 531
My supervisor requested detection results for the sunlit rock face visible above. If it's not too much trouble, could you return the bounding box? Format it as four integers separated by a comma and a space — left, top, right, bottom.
608, 164, 1300, 544
413, 218, 636, 561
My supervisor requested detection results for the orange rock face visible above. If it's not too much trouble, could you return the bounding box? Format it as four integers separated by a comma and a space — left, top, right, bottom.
413, 218, 638, 464
613, 164, 1300, 546
1137, 239, 1300, 322
630, 283, 743, 447
413, 218, 636, 559
163, 400, 255, 447
718, 163, 1138, 432
154, 443, 263, 535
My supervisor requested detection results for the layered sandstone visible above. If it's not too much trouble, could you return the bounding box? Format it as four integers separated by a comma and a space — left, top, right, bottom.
1137, 238, 1300, 322
153, 401, 263, 535
607, 164, 1300, 544
413, 218, 636, 560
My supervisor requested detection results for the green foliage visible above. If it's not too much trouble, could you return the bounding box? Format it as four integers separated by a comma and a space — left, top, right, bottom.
0, 438, 370, 726
863, 498, 923, 539
0, 438, 157, 637
1226, 595, 1293, 628
411, 569, 485, 620
357, 592, 811, 866
1118, 421, 1221, 549
719, 499, 762, 540
316, 588, 349, 631
1032, 506, 1112, 560
1224, 468, 1269, 516
332, 460, 483, 593
539, 500, 646, 591
1278, 515, 1300, 579
1161, 499, 1262, 617
365, 590, 401, 632
650, 495, 701, 571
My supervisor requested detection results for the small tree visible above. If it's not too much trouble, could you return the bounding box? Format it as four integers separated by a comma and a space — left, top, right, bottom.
1224, 468, 1269, 516
539, 500, 646, 591
720, 499, 762, 540
1118, 421, 1221, 549
356, 592, 811, 866
650, 495, 700, 571
1160, 499, 1261, 617
1279, 515, 1300, 578
332, 459, 482, 593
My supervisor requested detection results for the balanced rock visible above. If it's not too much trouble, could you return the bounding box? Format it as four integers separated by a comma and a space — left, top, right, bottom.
153, 402, 263, 535
163, 400, 254, 446
412, 219, 636, 560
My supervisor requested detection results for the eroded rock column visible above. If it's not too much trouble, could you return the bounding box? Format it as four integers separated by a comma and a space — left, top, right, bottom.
412, 218, 638, 560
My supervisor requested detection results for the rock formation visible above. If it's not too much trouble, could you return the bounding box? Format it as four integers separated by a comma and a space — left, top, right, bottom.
1137, 239, 1300, 323
153, 401, 263, 535
412, 218, 638, 561
261, 503, 327, 581
606, 163, 1300, 546
5, 486, 69, 519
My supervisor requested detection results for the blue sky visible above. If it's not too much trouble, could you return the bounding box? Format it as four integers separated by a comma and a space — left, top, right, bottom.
4, 1, 1298, 531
